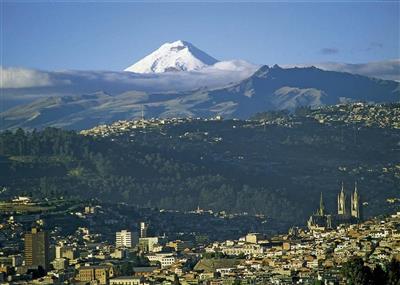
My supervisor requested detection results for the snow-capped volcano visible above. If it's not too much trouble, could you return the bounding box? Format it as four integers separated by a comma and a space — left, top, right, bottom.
124, 40, 219, 73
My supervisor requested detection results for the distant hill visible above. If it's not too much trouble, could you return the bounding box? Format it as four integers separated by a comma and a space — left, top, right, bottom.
0, 104, 399, 226
1, 65, 398, 130
203, 65, 399, 118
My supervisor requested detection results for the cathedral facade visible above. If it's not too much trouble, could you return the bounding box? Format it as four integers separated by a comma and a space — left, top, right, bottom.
308, 182, 362, 231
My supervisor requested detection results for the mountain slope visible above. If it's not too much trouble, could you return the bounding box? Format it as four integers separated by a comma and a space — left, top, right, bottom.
1, 66, 398, 130
124, 40, 218, 73
202, 65, 399, 118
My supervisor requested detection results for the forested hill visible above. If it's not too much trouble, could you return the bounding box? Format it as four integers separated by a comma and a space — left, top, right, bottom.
0, 104, 399, 227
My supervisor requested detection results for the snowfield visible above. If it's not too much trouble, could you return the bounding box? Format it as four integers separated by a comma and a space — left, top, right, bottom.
124, 40, 219, 73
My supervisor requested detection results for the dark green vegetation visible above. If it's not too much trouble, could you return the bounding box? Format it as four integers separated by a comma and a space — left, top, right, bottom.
0, 106, 399, 227
341, 258, 400, 285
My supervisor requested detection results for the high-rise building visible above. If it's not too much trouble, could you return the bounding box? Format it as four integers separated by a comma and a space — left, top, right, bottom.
55, 245, 63, 259
337, 182, 347, 216
140, 222, 148, 238
24, 227, 50, 270
116, 230, 132, 248
351, 182, 361, 219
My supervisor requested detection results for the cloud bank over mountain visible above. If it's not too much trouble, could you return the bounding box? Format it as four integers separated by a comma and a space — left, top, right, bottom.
1, 67, 70, 89
284, 59, 400, 81
1, 60, 259, 95
2, 59, 398, 95
0, 60, 258, 112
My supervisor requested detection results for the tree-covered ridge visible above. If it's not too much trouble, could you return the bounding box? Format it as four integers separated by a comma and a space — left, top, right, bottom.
0, 105, 399, 227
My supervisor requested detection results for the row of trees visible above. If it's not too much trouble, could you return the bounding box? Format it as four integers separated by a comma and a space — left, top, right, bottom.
341, 257, 400, 285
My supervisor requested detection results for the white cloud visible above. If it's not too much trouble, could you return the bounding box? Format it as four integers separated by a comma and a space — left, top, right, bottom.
1, 60, 258, 93
0, 67, 71, 89
283, 59, 400, 81
86, 59, 259, 90
0, 62, 259, 112
3, 58, 396, 97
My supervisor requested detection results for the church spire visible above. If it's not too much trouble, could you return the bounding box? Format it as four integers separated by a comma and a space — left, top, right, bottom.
338, 182, 347, 215
319, 192, 325, 216
351, 181, 361, 219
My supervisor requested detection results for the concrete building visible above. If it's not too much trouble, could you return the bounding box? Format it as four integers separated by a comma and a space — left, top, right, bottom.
110, 276, 144, 285
111, 248, 129, 259
139, 237, 159, 253
140, 222, 148, 238
55, 245, 78, 260
75, 265, 114, 285
11, 255, 23, 267
116, 230, 133, 248
24, 227, 50, 270
51, 258, 68, 270
146, 253, 176, 268
245, 233, 263, 244
167, 240, 193, 252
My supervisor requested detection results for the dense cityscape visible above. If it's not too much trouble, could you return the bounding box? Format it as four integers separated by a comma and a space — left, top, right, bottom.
0, 190, 399, 284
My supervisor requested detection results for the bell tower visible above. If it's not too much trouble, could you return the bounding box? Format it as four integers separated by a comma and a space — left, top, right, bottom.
338, 182, 347, 216
319, 192, 325, 216
351, 182, 361, 219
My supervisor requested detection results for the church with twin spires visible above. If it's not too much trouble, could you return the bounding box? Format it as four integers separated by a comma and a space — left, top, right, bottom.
338, 181, 361, 219
307, 182, 362, 231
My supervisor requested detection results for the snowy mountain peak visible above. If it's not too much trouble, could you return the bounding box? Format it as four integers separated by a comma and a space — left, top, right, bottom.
124, 40, 218, 73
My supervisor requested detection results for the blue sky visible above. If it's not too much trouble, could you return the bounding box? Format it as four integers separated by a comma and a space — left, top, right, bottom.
2, 1, 399, 71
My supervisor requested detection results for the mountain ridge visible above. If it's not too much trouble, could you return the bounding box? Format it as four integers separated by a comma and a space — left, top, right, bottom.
1, 65, 398, 130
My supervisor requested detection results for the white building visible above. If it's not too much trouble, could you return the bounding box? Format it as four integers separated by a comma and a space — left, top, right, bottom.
146, 253, 176, 268
222, 243, 265, 256
116, 230, 133, 248
140, 222, 148, 238
110, 276, 144, 285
